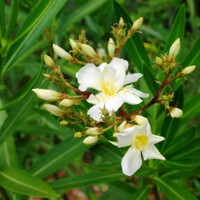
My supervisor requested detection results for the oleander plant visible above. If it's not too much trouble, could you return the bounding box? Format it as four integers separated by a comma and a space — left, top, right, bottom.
0, 0, 200, 199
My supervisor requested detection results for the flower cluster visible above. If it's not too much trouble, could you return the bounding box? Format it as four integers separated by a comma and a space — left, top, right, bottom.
32, 17, 195, 176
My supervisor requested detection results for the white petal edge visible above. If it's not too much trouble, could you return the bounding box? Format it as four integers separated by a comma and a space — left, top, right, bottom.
121, 146, 142, 176
115, 132, 134, 147
142, 144, 165, 161
76, 64, 102, 91
124, 73, 143, 85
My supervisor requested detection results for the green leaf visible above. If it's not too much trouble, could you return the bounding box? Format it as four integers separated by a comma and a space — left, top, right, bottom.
164, 127, 196, 155
0, 167, 58, 198
131, 187, 150, 200
59, 0, 108, 34
182, 37, 200, 67
0, 136, 18, 169
3, 0, 68, 75
49, 170, 125, 191
154, 177, 196, 200
181, 94, 200, 124
164, 5, 185, 52
29, 139, 88, 179
0, 0, 5, 38
6, 0, 19, 38
0, 65, 42, 110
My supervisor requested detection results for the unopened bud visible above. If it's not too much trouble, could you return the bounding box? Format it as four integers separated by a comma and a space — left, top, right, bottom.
53, 44, 73, 61
108, 38, 115, 57
81, 44, 97, 57
169, 38, 180, 59
119, 17, 124, 27
60, 120, 69, 126
169, 107, 183, 118
83, 136, 98, 145
181, 65, 196, 75
69, 38, 78, 50
32, 88, 63, 101
133, 115, 147, 126
43, 74, 51, 80
97, 48, 106, 58
132, 17, 143, 31
86, 127, 103, 136
43, 104, 64, 117
155, 57, 163, 65
44, 55, 55, 67
74, 132, 83, 138
59, 99, 74, 107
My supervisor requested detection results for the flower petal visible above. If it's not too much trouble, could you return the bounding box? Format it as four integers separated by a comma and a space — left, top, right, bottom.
119, 90, 143, 105
109, 57, 128, 71
142, 144, 165, 161
124, 73, 143, 85
76, 63, 102, 91
104, 95, 124, 112
87, 104, 104, 121
115, 132, 134, 147
121, 146, 142, 176
118, 121, 127, 132
127, 86, 149, 98
150, 135, 165, 144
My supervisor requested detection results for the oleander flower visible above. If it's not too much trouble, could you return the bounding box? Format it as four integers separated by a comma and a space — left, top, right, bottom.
76, 57, 149, 121
115, 119, 165, 176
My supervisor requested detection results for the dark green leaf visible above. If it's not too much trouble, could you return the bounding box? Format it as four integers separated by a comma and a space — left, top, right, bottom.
29, 139, 88, 179
3, 0, 68, 74
0, 65, 42, 110
0, 167, 58, 198
181, 94, 200, 124
164, 5, 185, 52
182, 37, 200, 67
49, 170, 125, 191
154, 177, 196, 200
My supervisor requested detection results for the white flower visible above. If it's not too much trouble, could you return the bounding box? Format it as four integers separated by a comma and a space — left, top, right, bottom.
76, 57, 149, 121
115, 120, 165, 176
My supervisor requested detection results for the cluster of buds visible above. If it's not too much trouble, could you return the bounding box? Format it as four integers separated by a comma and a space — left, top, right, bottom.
154, 38, 196, 118
111, 17, 143, 57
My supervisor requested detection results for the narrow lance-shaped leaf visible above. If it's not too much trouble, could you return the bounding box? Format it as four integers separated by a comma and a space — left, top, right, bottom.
154, 177, 196, 200
2, 0, 68, 76
0, 167, 58, 198
49, 170, 125, 191
164, 4, 185, 52
29, 138, 88, 179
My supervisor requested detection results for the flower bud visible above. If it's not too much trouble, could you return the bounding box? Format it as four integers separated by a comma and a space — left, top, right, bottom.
108, 38, 115, 58
43, 74, 51, 80
74, 132, 83, 138
81, 44, 97, 58
59, 99, 74, 107
97, 48, 106, 58
119, 17, 124, 27
83, 136, 98, 145
132, 17, 143, 31
155, 57, 163, 65
53, 44, 73, 61
43, 104, 64, 117
69, 38, 78, 50
44, 55, 55, 67
133, 115, 147, 126
181, 65, 196, 75
169, 107, 183, 118
32, 88, 63, 101
86, 127, 103, 136
60, 120, 69, 126
169, 38, 180, 59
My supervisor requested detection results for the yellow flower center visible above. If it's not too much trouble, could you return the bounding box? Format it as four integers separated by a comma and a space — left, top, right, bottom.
132, 134, 149, 150
100, 81, 117, 96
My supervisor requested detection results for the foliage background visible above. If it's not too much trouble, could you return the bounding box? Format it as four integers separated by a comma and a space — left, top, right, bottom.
0, 0, 200, 199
